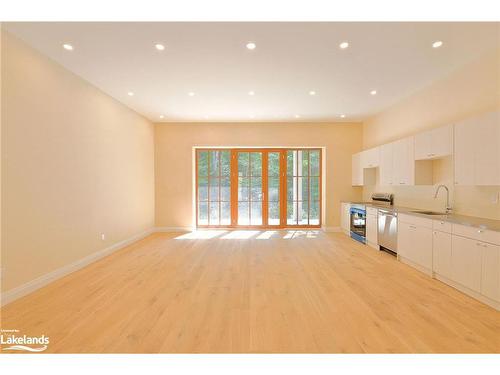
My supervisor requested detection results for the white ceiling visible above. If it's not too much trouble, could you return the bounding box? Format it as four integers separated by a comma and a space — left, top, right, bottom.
4, 22, 499, 123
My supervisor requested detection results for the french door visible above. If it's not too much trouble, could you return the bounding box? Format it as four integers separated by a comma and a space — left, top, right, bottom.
196, 148, 321, 228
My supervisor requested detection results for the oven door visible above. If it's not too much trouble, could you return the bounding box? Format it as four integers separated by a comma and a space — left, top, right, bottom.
350, 207, 366, 243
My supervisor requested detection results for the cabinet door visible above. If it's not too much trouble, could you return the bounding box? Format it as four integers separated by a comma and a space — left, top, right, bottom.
454, 119, 476, 186
397, 222, 412, 259
433, 230, 452, 278
341, 203, 350, 232
474, 112, 500, 186
352, 153, 363, 186
481, 242, 500, 302
362, 147, 380, 168
393, 137, 414, 186
414, 131, 431, 160
451, 235, 482, 292
431, 124, 453, 158
366, 214, 378, 245
379, 143, 393, 186
413, 226, 433, 269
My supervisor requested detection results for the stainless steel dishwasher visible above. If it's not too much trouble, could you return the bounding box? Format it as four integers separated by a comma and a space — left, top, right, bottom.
378, 209, 398, 254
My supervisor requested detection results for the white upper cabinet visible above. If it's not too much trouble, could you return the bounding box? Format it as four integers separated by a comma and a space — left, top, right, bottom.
431, 124, 453, 159
361, 147, 380, 168
392, 137, 415, 186
352, 111, 498, 188
414, 124, 453, 160
455, 111, 500, 186
379, 143, 394, 186
474, 112, 500, 186
352, 152, 363, 186
454, 117, 475, 185
351, 147, 380, 186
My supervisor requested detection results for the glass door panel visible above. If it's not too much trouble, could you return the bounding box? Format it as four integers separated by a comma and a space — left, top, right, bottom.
286, 149, 321, 226
237, 151, 263, 225
196, 149, 231, 226
267, 152, 281, 225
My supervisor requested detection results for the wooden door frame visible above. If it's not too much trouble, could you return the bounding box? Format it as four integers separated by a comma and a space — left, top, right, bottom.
195, 147, 322, 230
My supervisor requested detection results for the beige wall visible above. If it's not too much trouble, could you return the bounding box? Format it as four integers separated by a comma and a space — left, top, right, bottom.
155, 122, 363, 229
1, 32, 155, 292
362, 48, 500, 219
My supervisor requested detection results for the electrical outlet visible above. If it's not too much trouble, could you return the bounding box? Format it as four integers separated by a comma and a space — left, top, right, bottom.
101, 233, 106, 241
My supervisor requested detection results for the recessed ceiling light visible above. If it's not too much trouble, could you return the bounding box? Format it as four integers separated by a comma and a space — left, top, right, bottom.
246, 42, 256, 50
155, 43, 165, 51
309, 91, 316, 96
340, 114, 346, 118
294, 114, 301, 118
432, 40, 443, 48
249, 114, 255, 119
159, 115, 164, 119
339, 41, 349, 49
62, 44, 73, 51
127, 91, 134, 96
188, 92, 195, 96
370, 90, 377, 96
248, 91, 255, 96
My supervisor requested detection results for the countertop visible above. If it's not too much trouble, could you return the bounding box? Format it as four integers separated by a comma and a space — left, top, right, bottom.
342, 201, 500, 232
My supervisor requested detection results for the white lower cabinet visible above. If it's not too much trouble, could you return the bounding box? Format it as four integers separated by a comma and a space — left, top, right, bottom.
432, 230, 452, 279
481, 242, 500, 302
397, 215, 433, 272
450, 235, 482, 293
366, 212, 378, 249
341, 203, 351, 234
398, 216, 500, 310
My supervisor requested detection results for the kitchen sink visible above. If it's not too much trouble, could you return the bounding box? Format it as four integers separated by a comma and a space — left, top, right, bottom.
409, 210, 446, 216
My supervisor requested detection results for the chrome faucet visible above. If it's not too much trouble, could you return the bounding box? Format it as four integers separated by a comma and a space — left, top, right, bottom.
434, 184, 452, 214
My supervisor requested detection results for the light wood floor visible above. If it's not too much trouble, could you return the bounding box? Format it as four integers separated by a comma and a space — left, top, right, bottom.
1, 230, 499, 353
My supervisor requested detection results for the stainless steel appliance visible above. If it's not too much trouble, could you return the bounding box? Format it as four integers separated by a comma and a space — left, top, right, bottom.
350, 204, 366, 244
373, 193, 397, 254
378, 209, 398, 254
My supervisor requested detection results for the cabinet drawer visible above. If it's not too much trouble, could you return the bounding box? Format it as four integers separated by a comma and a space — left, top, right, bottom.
433, 220, 452, 234
452, 223, 500, 245
366, 207, 378, 216
398, 213, 433, 229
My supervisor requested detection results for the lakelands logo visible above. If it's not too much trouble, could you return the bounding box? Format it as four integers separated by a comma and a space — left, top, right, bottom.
1, 329, 49, 352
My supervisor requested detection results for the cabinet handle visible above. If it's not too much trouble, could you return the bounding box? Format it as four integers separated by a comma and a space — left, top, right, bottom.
409, 225, 417, 229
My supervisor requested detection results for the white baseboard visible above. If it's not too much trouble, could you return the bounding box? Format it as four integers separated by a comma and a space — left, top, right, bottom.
154, 226, 193, 232
322, 226, 341, 232
1, 228, 154, 307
